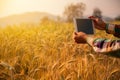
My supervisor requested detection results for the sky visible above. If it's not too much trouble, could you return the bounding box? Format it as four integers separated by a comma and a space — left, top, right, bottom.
0, 0, 120, 18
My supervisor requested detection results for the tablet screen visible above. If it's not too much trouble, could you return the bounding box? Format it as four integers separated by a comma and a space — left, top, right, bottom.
74, 18, 94, 34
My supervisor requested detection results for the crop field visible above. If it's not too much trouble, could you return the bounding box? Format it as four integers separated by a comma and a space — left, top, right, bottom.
0, 20, 120, 80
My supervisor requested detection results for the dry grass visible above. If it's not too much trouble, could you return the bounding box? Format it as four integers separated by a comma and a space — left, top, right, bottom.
0, 20, 120, 80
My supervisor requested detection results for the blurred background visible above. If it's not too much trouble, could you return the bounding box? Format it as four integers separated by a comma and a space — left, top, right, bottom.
0, 0, 120, 80
0, 0, 120, 26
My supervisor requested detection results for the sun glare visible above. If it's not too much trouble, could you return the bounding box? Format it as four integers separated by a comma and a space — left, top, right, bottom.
10, 0, 32, 12
1, 0, 56, 17
0, 0, 120, 18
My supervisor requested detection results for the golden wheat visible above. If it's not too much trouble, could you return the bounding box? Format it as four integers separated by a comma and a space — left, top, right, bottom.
0, 20, 120, 80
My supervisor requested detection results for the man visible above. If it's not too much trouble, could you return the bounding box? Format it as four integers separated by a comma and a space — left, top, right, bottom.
73, 16, 120, 53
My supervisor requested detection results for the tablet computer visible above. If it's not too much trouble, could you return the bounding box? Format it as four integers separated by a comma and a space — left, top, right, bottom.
74, 18, 94, 34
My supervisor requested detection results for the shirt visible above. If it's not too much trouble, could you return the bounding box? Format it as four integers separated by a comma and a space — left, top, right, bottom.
87, 24, 120, 53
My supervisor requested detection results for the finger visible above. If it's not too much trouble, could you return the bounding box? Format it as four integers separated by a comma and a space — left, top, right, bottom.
89, 16, 96, 20
73, 32, 77, 40
89, 16, 99, 22
88, 16, 95, 18
90, 17, 98, 22
74, 32, 78, 35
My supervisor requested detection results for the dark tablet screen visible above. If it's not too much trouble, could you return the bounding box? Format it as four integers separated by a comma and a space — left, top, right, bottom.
74, 18, 94, 34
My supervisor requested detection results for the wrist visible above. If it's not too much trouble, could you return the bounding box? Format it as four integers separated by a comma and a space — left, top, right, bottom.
86, 36, 94, 46
105, 23, 115, 34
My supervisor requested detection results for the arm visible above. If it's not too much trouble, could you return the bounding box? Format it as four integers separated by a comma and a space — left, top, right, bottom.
106, 24, 120, 38
87, 36, 120, 53
73, 32, 120, 53
89, 16, 120, 38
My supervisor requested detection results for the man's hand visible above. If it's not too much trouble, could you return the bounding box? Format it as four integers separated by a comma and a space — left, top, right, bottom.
89, 16, 106, 30
73, 32, 87, 44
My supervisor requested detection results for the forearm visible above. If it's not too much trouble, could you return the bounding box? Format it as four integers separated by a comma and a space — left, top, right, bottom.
86, 37, 120, 53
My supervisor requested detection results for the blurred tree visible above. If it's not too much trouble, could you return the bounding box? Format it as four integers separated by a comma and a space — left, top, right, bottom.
115, 15, 120, 21
40, 16, 49, 24
63, 2, 86, 22
92, 8, 102, 18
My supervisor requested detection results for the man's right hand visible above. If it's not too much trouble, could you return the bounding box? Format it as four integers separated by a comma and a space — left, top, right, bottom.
89, 16, 106, 30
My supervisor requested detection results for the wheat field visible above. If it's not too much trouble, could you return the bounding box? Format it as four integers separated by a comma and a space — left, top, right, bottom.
0, 20, 120, 80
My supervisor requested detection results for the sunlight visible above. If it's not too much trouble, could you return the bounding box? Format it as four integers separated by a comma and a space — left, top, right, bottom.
0, 0, 119, 18
9, 0, 34, 12
0, 0, 57, 17
1, 0, 34, 17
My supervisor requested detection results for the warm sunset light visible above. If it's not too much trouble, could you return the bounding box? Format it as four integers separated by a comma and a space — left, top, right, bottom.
0, 0, 120, 18
0, 0, 120, 80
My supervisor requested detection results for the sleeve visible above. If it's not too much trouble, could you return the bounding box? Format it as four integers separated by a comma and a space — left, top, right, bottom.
86, 37, 120, 53
114, 25, 120, 38
106, 24, 120, 38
